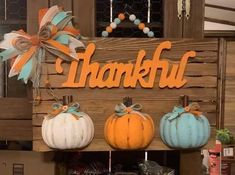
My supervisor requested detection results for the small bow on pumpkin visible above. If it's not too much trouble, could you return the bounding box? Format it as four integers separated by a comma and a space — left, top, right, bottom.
47, 102, 85, 120
167, 102, 203, 121
0, 5, 84, 87
115, 103, 147, 119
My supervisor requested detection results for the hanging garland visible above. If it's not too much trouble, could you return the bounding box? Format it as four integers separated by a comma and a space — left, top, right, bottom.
102, 13, 155, 38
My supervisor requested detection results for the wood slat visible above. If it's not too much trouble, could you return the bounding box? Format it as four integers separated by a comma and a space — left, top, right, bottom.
73, 0, 96, 37
183, 0, 204, 38
41, 62, 217, 76
0, 120, 32, 140
225, 42, 235, 135
33, 100, 216, 114
40, 74, 217, 88
0, 98, 32, 120
205, 4, 235, 12
45, 50, 218, 63
27, 0, 48, 34
81, 38, 218, 51
163, 0, 182, 37
49, 0, 72, 10
37, 88, 217, 101
205, 7, 235, 25
205, 0, 235, 9
205, 17, 235, 27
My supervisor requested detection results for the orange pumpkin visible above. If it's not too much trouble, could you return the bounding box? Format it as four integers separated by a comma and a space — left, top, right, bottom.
104, 103, 155, 150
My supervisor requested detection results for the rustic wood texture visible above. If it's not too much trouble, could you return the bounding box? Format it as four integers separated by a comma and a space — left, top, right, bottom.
0, 98, 32, 120
217, 38, 227, 129
27, 0, 49, 34
73, 0, 96, 37
33, 138, 216, 152
225, 41, 235, 136
0, 98, 32, 140
49, 0, 72, 10
163, 0, 182, 37
33, 38, 218, 151
0, 120, 32, 141
183, 0, 204, 38
180, 150, 202, 175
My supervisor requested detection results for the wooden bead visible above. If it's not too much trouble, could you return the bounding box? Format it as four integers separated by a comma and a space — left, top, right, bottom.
118, 13, 125, 21
129, 14, 136, 21
106, 26, 113, 33
114, 18, 121, 24
102, 31, 109, 37
110, 22, 117, 29
138, 23, 145, 30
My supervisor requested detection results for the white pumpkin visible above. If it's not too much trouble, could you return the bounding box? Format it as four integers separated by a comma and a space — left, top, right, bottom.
42, 112, 94, 149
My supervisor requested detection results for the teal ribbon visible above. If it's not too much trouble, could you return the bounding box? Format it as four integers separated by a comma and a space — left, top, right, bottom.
167, 106, 185, 121
51, 102, 86, 119
115, 103, 143, 117
167, 103, 202, 121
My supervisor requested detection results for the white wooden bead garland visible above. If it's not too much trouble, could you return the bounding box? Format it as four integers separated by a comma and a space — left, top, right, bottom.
102, 13, 155, 38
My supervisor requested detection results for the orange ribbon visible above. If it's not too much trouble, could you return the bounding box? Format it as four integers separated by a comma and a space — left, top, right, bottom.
184, 102, 202, 117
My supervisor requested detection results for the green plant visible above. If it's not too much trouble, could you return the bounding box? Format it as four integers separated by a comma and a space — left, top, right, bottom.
216, 128, 234, 145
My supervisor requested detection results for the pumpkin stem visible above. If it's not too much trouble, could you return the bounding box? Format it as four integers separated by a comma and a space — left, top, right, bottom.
123, 96, 132, 107
63, 95, 73, 105
180, 95, 189, 107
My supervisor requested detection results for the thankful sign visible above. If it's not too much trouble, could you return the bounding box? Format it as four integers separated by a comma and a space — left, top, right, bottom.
55, 41, 196, 89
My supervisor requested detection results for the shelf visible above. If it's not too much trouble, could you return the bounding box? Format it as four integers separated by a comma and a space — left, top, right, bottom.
33, 138, 216, 152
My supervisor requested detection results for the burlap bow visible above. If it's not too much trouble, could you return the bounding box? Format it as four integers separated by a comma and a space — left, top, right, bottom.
115, 103, 147, 119
47, 102, 85, 120
167, 102, 203, 121
0, 5, 84, 87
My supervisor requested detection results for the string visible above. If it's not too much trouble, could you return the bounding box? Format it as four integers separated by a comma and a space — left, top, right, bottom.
147, 0, 151, 23
110, 0, 113, 23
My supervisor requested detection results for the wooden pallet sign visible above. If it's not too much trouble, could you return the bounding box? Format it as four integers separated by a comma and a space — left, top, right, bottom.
32, 38, 218, 151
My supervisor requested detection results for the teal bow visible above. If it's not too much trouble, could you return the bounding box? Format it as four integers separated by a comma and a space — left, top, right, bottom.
48, 102, 86, 119
167, 103, 202, 121
115, 103, 143, 117
167, 106, 185, 121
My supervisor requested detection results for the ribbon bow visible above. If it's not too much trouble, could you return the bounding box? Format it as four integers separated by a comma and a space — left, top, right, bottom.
167, 102, 203, 121
0, 5, 84, 87
115, 103, 144, 117
47, 102, 85, 120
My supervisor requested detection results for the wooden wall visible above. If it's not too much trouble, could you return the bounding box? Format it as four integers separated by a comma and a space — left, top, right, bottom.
33, 38, 219, 151
0, 98, 32, 141
224, 41, 235, 134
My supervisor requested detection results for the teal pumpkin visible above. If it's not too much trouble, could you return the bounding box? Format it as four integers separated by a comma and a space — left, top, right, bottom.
160, 105, 210, 149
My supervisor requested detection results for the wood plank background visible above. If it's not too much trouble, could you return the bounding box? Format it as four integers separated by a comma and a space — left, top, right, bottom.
33, 38, 219, 151
225, 41, 235, 134
0, 98, 32, 140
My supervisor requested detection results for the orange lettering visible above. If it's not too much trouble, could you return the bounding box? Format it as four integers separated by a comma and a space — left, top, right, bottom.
54, 41, 195, 89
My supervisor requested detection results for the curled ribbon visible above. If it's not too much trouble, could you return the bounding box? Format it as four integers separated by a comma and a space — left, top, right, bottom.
167, 102, 203, 121
47, 102, 85, 120
115, 103, 146, 119
0, 5, 84, 87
